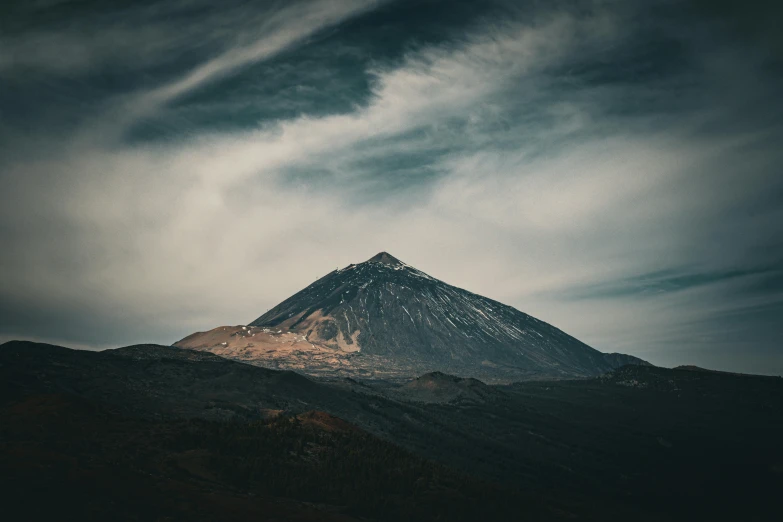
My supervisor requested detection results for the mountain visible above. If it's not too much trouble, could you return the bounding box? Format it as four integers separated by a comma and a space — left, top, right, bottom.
175, 252, 647, 382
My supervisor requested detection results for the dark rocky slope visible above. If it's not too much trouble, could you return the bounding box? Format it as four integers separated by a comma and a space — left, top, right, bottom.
251, 252, 629, 376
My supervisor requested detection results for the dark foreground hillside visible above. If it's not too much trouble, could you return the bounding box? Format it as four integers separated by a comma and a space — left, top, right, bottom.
0, 394, 521, 522
2, 341, 782, 521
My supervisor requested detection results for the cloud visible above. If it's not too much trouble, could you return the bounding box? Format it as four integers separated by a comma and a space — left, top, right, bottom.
126, 0, 383, 120
1, 0, 781, 376
0, 0, 379, 76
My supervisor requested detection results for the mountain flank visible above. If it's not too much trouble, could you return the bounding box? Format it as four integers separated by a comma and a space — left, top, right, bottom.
176, 252, 647, 382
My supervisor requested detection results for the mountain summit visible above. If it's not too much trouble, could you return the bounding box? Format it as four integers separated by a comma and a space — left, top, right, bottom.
175, 253, 647, 382
366, 251, 404, 266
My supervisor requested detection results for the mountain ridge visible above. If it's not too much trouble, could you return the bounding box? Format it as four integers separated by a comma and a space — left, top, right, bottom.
176, 252, 648, 382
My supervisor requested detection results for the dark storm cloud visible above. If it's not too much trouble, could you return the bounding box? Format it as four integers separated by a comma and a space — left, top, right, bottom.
0, 0, 781, 374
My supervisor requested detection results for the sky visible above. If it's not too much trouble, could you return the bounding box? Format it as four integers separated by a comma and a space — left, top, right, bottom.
1, 0, 781, 374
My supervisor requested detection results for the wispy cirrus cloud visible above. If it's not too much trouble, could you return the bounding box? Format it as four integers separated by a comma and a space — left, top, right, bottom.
124, 0, 384, 122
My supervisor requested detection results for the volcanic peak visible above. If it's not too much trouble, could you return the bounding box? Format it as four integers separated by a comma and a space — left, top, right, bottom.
176, 251, 650, 382
366, 251, 404, 267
